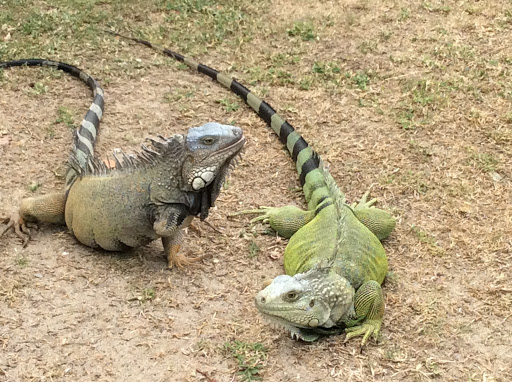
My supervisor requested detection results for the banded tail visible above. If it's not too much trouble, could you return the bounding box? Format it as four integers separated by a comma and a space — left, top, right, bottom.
105, 30, 343, 210
0, 59, 105, 190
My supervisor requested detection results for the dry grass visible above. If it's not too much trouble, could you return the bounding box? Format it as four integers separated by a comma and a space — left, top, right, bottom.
1, 0, 511, 381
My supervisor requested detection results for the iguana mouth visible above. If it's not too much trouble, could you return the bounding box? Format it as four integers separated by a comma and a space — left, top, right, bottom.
259, 313, 321, 342
260, 313, 304, 331
260, 312, 344, 341
205, 134, 246, 159
259, 312, 311, 331
221, 135, 246, 163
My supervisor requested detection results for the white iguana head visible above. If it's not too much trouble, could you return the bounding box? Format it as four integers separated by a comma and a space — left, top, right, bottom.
254, 269, 355, 341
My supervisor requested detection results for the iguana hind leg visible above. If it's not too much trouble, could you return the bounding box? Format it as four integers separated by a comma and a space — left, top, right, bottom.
343, 280, 385, 346
232, 205, 314, 239
1, 192, 66, 246
351, 190, 396, 240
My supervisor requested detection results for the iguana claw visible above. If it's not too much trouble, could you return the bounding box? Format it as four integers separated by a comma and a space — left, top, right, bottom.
344, 319, 382, 346
0, 212, 31, 247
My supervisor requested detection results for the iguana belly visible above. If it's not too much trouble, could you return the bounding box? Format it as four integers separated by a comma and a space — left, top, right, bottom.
65, 177, 157, 250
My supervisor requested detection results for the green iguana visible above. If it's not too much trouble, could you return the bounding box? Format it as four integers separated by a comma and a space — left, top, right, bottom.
0, 59, 245, 268
105, 31, 396, 345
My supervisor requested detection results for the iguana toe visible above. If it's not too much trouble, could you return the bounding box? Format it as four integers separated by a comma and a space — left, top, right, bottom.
344, 319, 382, 346
351, 189, 378, 210
229, 207, 273, 224
168, 252, 210, 269
229, 206, 273, 217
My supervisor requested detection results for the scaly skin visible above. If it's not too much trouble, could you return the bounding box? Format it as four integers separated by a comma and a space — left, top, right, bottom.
103, 31, 396, 343
0, 60, 245, 268
253, 178, 394, 345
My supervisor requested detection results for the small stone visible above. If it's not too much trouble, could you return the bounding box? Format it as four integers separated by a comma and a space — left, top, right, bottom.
490, 172, 503, 182
34, 273, 43, 278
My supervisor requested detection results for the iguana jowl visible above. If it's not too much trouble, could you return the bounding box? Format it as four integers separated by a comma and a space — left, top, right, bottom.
106, 31, 396, 345
0, 59, 245, 268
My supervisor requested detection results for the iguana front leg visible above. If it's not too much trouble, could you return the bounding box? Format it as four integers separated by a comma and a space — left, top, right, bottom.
232, 205, 315, 239
351, 190, 396, 241
1, 192, 66, 246
154, 206, 208, 269
342, 280, 385, 346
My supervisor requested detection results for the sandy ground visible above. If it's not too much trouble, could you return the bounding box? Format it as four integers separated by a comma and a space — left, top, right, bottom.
1, 0, 511, 381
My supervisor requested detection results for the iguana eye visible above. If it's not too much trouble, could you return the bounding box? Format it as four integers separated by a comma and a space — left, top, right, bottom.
202, 137, 215, 145
286, 292, 298, 300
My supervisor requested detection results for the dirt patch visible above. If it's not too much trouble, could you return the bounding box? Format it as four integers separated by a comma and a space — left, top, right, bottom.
1, 0, 512, 381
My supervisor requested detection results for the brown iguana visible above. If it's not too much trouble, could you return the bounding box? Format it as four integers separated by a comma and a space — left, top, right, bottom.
105, 31, 396, 345
0, 59, 245, 268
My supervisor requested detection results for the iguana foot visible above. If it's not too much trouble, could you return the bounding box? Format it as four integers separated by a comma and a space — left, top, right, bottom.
167, 249, 210, 269
344, 319, 382, 346
350, 189, 396, 240
187, 222, 201, 235
0, 211, 32, 247
351, 189, 377, 210
230, 205, 313, 239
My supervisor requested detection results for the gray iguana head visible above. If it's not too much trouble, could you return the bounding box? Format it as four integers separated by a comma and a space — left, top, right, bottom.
71, 122, 245, 221
180, 122, 245, 220
182, 122, 245, 192
254, 269, 355, 341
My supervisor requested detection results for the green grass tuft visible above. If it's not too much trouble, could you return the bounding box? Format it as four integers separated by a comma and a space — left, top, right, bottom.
29, 181, 42, 192
224, 340, 267, 381
467, 150, 499, 173
15, 256, 29, 268
218, 97, 240, 112
55, 106, 75, 129
248, 240, 260, 258
287, 21, 316, 41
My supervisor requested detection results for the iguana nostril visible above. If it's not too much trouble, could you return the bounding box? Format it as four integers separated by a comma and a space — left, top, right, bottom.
261, 297, 266, 304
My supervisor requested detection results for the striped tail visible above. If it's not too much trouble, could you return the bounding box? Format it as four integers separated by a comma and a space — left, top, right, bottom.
0, 59, 105, 190
105, 30, 335, 208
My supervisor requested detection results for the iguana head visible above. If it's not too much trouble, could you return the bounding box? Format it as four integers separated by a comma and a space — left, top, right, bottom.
182, 122, 245, 192
132, 122, 243, 221
254, 269, 355, 341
